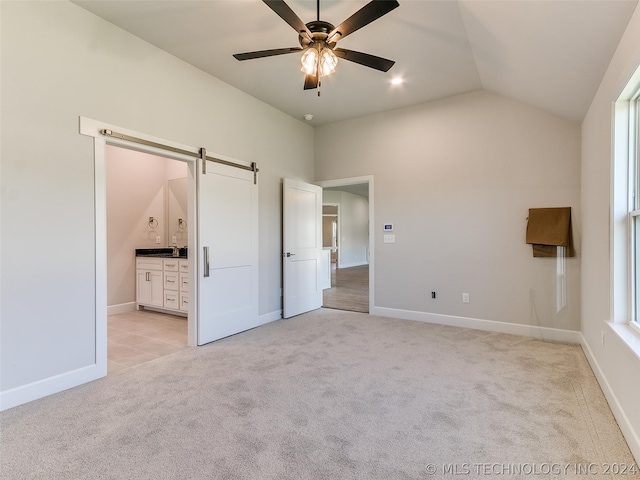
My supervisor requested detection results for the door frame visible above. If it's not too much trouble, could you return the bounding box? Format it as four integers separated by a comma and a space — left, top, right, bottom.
81, 117, 199, 379
317, 176, 374, 313
322, 202, 339, 267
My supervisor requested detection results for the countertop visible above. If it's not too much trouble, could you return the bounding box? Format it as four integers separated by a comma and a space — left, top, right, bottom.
135, 247, 187, 259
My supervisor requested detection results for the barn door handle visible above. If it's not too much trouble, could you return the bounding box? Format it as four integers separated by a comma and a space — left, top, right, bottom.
203, 246, 210, 277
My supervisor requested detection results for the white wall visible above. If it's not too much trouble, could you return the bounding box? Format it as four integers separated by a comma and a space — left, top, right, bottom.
106, 146, 187, 309
0, 1, 313, 402
315, 90, 581, 336
581, 3, 640, 460
323, 190, 369, 267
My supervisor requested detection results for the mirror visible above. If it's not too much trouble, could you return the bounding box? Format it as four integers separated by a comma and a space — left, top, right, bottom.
167, 177, 187, 247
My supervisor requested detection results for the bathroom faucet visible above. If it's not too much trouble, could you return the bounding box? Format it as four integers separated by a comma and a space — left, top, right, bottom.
172, 245, 180, 257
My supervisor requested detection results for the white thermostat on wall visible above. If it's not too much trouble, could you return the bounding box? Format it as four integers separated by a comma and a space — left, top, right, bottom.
383, 223, 394, 232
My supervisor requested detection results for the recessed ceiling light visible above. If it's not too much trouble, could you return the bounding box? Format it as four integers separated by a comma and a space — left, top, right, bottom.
391, 77, 403, 85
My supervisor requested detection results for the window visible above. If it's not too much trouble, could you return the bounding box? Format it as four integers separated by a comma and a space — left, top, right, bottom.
626, 79, 640, 326
612, 63, 640, 327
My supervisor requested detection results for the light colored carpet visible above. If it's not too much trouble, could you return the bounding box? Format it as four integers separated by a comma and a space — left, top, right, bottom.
1, 309, 637, 479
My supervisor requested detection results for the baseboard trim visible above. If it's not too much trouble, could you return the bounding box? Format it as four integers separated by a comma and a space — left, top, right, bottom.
581, 331, 640, 463
0, 363, 104, 412
107, 302, 136, 315
258, 310, 282, 325
370, 306, 582, 343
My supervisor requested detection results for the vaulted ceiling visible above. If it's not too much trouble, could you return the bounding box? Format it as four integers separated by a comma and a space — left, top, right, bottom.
73, 0, 638, 126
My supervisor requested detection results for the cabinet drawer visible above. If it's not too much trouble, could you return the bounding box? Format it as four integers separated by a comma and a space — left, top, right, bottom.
179, 273, 189, 292
136, 258, 163, 271
164, 291, 179, 309
179, 259, 188, 272
163, 259, 180, 272
164, 272, 179, 291
179, 292, 189, 312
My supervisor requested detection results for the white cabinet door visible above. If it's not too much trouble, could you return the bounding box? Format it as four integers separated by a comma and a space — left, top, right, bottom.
197, 159, 258, 345
282, 178, 322, 318
136, 270, 150, 305
137, 270, 163, 307
149, 271, 163, 307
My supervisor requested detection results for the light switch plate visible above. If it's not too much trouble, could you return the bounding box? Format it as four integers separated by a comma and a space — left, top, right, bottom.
384, 234, 395, 244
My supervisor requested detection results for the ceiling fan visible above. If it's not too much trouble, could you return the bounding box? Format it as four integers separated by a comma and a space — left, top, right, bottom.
233, 0, 400, 91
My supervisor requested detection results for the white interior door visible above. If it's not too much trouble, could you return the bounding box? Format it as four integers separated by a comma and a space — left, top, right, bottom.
283, 178, 322, 318
197, 159, 258, 345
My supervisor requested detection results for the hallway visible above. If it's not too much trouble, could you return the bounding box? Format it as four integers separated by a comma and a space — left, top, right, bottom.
323, 264, 369, 313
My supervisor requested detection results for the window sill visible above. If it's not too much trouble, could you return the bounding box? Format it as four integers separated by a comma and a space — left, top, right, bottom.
607, 320, 640, 363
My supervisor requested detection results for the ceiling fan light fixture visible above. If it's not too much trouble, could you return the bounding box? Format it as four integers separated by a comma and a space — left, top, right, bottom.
319, 48, 338, 76
300, 48, 318, 75
301, 45, 338, 77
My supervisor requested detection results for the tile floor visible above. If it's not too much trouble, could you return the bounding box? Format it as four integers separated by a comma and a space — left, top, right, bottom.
108, 309, 188, 373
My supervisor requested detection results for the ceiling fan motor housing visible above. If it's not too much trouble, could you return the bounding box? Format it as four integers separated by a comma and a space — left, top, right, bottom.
299, 20, 336, 49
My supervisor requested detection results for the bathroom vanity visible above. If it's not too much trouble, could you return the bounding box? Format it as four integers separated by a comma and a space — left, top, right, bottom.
135, 248, 188, 316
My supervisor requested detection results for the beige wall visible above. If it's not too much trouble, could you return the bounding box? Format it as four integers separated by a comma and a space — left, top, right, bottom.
316, 90, 581, 331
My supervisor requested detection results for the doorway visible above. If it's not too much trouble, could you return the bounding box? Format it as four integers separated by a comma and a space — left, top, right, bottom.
83, 116, 261, 379
105, 145, 190, 372
318, 177, 373, 313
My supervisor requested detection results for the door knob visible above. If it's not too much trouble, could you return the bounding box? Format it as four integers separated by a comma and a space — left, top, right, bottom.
283, 252, 296, 257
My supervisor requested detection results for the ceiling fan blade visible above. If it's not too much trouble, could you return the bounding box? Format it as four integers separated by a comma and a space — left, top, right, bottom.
263, 0, 313, 41
304, 73, 319, 90
327, 0, 399, 43
233, 47, 303, 61
333, 48, 395, 72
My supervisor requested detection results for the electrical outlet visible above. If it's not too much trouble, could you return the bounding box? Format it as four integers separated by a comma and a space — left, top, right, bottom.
155, 236, 161, 244
172, 236, 177, 244
462, 293, 470, 303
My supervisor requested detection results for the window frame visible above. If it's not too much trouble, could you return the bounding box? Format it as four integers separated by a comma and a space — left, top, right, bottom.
627, 86, 640, 331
